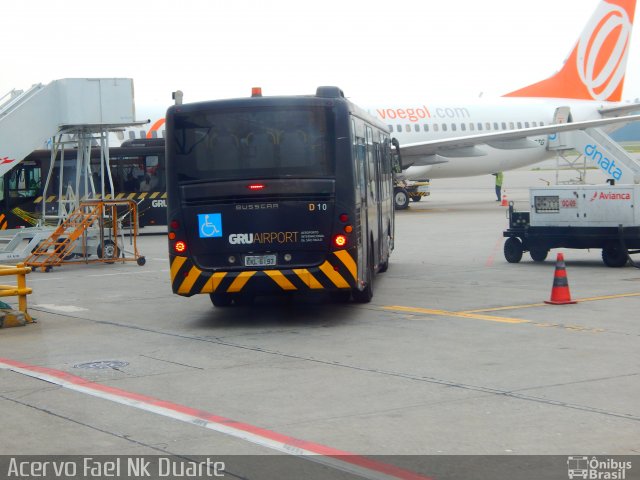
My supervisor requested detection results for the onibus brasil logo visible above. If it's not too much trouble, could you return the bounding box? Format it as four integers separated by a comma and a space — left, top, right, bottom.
567, 456, 632, 479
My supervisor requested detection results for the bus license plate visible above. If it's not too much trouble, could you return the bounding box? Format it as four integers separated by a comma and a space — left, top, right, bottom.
244, 254, 277, 267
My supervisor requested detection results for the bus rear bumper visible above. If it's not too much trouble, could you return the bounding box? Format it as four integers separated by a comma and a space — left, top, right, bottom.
169, 250, 358, 297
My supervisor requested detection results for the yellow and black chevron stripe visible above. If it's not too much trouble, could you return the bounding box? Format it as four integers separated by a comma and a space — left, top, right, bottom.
170, 250, 358, 297
33, 192, 167, 203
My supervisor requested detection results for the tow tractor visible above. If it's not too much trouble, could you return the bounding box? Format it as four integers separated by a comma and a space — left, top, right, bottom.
503, 185, 640, 267
393, 179, 430, 210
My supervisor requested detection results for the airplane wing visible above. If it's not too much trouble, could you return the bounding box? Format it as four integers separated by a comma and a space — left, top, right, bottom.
399, 114, 640, 167
599, 103, 640, 117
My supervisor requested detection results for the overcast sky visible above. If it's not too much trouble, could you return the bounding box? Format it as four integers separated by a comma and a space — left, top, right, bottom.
3, 0, 639, 114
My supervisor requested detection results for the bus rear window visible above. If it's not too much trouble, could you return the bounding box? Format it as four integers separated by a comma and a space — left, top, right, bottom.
173, 107, 334, 182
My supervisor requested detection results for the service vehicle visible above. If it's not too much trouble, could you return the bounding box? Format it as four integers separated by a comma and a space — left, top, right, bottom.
393, 179, 430, 210
503, 185, 640, 267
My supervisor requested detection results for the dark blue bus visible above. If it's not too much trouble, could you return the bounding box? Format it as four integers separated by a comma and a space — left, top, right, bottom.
165, 87, 395, 306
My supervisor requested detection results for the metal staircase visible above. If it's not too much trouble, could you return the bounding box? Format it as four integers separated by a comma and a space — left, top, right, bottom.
24, 204, 102, 269
549, 126, 640, 184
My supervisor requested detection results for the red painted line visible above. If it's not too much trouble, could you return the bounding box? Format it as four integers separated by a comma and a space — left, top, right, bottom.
0, 357, 432, 480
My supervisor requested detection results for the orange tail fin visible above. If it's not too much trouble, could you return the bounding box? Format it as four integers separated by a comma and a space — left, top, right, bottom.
504, 0, 636, 102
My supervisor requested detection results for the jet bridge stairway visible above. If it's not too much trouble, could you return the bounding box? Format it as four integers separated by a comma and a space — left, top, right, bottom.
549, 126, 640, 184
24, 204, 102, 270
23, 200, 145, 271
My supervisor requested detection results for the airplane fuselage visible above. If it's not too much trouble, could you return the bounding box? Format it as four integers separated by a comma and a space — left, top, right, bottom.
371, 98, 611, 179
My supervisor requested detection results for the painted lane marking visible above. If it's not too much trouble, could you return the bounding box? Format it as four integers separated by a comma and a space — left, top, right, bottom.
460, 292, 640, 314
383, 306, 529, 324
0, 358, 431, 480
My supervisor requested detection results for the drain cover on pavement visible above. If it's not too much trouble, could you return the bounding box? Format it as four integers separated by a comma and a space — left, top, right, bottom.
73, 360, 129, 370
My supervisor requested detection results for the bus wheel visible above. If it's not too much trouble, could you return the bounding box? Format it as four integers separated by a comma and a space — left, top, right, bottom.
602, 242, 628, 268
529, 247, 548, 262
394, 188, 409, 210
352, 249, 373, 303
377, 229, 392, 273
210, 293, 233, 307
504, 237, 523, 263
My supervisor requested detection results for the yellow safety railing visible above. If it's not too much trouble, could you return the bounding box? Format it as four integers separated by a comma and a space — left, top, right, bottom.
0, 263, 33, 324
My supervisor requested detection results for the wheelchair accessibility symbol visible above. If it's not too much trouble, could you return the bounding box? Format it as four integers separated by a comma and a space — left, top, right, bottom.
198, 213, 222, 238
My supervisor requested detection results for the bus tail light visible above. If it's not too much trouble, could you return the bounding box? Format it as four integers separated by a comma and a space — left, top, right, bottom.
333, 234, 347, 248
174, 240, 187, 254
170, 220, 180, 230
251, 87, 262, 97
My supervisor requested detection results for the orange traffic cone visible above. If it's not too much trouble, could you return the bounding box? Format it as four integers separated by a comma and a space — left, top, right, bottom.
545, 253, 576, 305
500, 191, 508, 207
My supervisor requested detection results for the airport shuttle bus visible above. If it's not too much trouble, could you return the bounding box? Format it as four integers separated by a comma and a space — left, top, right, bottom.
0, 139, 167, 230
165, 86, 395, 306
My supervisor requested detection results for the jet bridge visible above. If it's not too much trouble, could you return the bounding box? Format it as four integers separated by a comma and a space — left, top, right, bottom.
0, 78, 137, 178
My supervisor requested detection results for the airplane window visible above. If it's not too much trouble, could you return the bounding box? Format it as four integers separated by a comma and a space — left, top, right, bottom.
501, 122, 507, 130
128, 131, 135, 140
433, 124, 439, 132
517, 122, 522, 129
469, 123, 474, 131
442, 124, 448, 132
423, 124, 429, 132
405, 124, 411, 132
525, 122, 530, 128
493, 122, 499, 130
388, 125, 394, 132
451, 124, 457, 131
509, 122, 515, 129
478, 123, 483, 131
540, 121, 545, 126
414, 124, 420, 132
532, 122, 537, 127
461, 123, 466, 131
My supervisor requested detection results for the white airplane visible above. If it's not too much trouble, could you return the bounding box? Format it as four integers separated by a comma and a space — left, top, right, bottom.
131, 0, 640, 182
376, 0, 640, 180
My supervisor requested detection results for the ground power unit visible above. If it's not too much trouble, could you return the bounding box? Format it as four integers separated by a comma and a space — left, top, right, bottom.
503, 185, 640, 267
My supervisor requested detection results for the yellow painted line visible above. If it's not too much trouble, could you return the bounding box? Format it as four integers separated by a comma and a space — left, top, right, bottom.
139, 192, 148, 199
116, 193, 126, 199
334, 250, 357, 281
127, 193, 137, 200
462, 303, 546, 314
150, 192, 160, 199
319, 261, 350, 289
293, 269, 325, 289
264, 270, 297, 291
575, 292, 640, 303
227, 271, 256, 293
461, 292, 640, 314
383, 306, 529, 324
